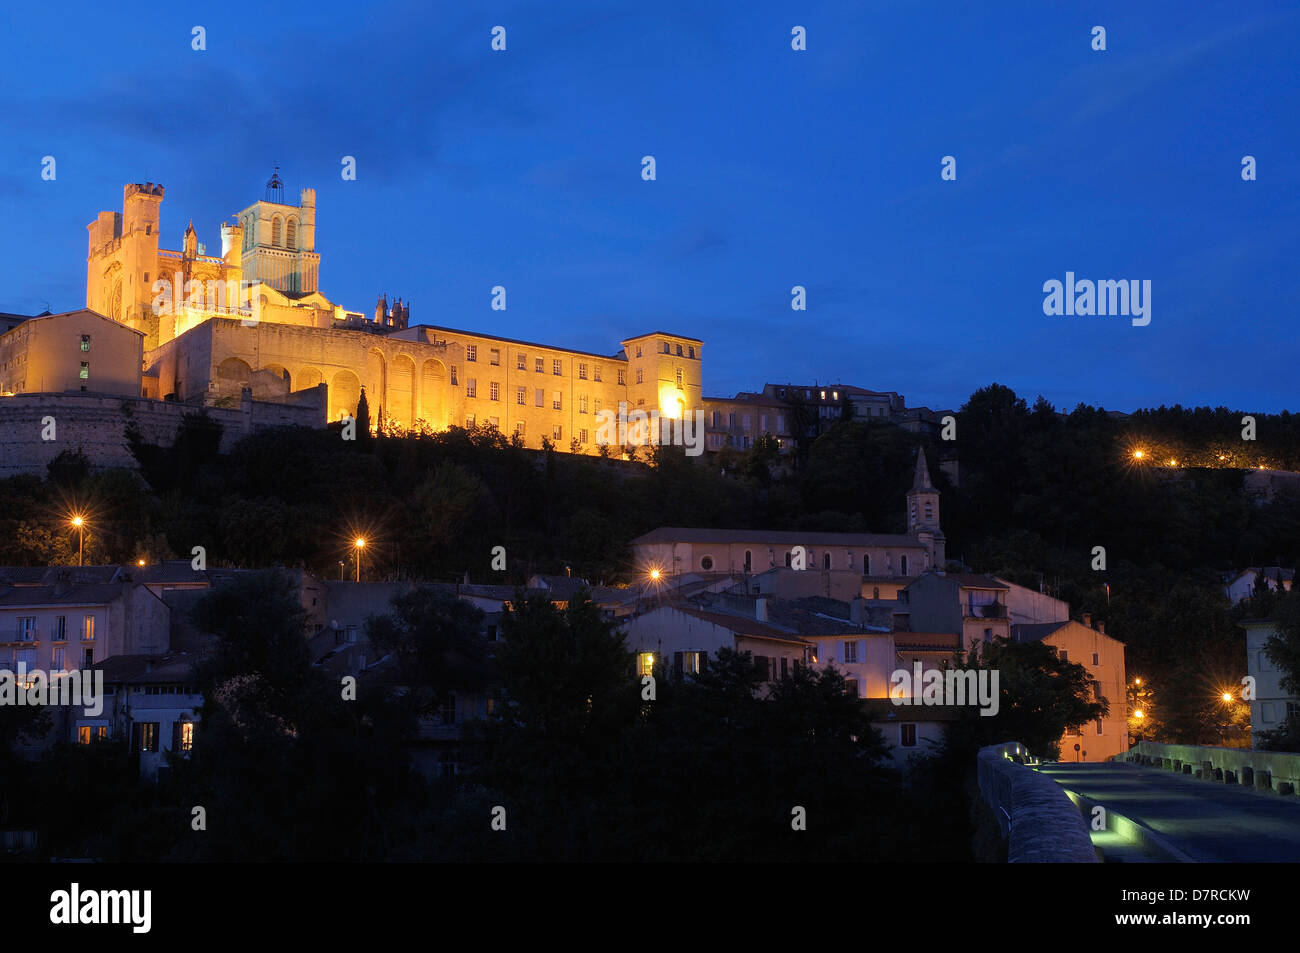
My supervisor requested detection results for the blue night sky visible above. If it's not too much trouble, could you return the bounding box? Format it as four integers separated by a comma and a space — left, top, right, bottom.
2, 0, 1297, 413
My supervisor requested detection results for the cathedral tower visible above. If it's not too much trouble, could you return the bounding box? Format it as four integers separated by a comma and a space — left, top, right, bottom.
907, 446, 946, 569
235, 170, 320, 294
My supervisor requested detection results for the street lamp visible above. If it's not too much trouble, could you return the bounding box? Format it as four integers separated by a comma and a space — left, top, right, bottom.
354, 538, 366, 582
70, 515, 85, 566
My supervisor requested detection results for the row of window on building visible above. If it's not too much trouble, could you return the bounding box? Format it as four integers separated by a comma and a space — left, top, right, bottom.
694, 551, 908, 575
11, 615, 96, 641
5, 646, 97, 672
463, 414, 588, 445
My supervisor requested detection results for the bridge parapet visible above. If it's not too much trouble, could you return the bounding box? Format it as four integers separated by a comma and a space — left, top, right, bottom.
976, 741, 1098, 863
1120, 741, 1300, 795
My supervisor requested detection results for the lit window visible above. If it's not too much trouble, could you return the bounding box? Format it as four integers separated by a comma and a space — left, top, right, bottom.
80, 335, 91, 351
132, 722, 159, 754
80, 361, 89, 380
82, 615, 95, 640
638, 652, 655, 677
179, 721, 195, 751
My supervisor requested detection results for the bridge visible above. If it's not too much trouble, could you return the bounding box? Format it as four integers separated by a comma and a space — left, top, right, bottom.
978, 741, 1300, 862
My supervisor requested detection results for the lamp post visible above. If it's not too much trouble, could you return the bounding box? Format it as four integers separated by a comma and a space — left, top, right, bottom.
354, 538, 366, 582
71, 515, 85, 566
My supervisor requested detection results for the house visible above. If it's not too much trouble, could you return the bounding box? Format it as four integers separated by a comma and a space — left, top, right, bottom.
1225, 567, 1294, 606
1011, 614, 1127, 762
899, 572, 1012, 653
1242, 619, 1299, 747
619, 599, 814, 685
83, 653, 202, 780
0, 575, 169, 676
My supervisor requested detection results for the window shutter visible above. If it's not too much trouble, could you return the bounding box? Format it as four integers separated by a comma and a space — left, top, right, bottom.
673, 652, 683, 677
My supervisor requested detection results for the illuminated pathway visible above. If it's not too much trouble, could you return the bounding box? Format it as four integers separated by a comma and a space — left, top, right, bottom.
1039, 761, 1300, 862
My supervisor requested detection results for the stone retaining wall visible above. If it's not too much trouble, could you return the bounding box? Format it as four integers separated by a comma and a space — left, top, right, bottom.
0, 387, 326, 477
976, 741, 1098, 863
1119, 741, 1300, 795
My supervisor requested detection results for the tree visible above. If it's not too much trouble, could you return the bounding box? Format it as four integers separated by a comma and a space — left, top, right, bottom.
366, 587, 494, 712
356, 387, 373, 448
945, 637, 1106, 760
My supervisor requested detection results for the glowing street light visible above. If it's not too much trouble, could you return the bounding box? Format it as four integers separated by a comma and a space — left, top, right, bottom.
649, 568, 661, 582
69, 514, 86, 566
1134, 710, 1144, 719
1132, 450, 1145, 460
354, 537, 366, 582
1222, 692, 1233, 703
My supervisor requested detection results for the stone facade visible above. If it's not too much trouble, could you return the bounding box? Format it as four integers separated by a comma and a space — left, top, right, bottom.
0, 390, 324, 478
0, 310, 142, 398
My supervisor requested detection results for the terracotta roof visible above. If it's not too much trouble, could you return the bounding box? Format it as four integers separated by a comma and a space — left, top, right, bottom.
893, 632, 962, 651
0, 583, 128, 608
1011, 622, 1071, 643
673, 606, 811, 645
95, 653, 198, 684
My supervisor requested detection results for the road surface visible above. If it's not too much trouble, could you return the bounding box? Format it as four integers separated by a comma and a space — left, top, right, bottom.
1039, 761, 1300, 862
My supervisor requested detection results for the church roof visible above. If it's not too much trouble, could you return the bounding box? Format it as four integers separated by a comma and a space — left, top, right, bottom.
630, 527, 923, 548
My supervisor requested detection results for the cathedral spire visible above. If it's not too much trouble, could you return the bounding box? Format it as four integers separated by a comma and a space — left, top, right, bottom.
913, 445, 933, 490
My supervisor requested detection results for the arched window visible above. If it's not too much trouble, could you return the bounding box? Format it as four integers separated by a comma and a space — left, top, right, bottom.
823, 552, 831, 570
286, 218, 297, 250
900, 555, 909, 576
863, 554, 870, 576
784, 551, 793, 568
272, 217, 282, 247
743, 550, 752, 572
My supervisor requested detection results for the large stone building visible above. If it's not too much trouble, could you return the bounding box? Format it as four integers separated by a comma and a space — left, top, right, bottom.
81, 178, 707, 451
0, 176, 951, 467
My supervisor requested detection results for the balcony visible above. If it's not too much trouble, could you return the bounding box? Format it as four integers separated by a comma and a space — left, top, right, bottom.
967, 602, 1006, 619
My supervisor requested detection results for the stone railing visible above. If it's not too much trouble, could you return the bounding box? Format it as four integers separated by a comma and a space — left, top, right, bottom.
976, 741, 1098, 863
1119, 741, 1300, 795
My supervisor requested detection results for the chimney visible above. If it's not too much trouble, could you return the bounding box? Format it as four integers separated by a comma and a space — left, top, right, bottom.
52, 570, 71, 598
756, 597, 768, 622
1082, 612, 1092, 628
1097, 621, 1105, 635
